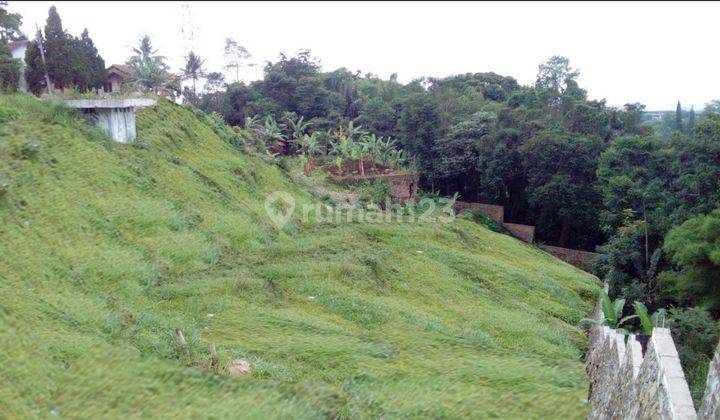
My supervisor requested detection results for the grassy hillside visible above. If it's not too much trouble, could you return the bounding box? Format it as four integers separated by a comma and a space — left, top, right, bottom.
0, 95, 599, 418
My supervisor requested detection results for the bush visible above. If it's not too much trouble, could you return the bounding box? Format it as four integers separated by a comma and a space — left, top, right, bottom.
459, 209, 505, 233
666, 307, 719, 405
355, 179, 391, 208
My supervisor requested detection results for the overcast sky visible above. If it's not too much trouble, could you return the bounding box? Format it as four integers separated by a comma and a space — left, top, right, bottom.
8, 1, 719, 110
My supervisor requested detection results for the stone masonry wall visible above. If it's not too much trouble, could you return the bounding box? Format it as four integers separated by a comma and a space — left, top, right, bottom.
500, 222, 535, 243
584, 286, 720, 419
541, 245, 598, 271
453, 201, 504, 223
699, 343, 720, 418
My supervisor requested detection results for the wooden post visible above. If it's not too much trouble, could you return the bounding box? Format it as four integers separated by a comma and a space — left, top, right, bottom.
209, 343, 218, 371
35, 24, 53, 95
175, 328, 190, 356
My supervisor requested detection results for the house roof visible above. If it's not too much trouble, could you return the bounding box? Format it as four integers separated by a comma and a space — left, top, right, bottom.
107, 64, 136, 79
8, 39, 30, 51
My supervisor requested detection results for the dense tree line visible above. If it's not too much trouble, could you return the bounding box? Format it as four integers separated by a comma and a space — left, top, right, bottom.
24, 6, 106, 94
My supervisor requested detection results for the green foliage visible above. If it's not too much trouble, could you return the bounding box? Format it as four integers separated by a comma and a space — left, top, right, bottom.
0, 40, 19, 92
663, 209, 720, 311
354, 179, 390, 208
182, 51, 205, 95
127, 35, 174, 95
579, 290, 634, 331
0, 94, 598, 418
666, 307, 719, 404
25, 6, 106, 94
0, 1, 23, 42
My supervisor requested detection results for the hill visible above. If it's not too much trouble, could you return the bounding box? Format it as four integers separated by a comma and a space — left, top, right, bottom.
0, 95, 599, 418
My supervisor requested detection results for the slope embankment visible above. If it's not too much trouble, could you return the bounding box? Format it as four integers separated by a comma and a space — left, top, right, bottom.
0, 95, 599, 418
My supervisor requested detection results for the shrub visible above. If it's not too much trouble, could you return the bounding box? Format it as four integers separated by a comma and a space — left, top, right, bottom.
355, 179, 390, 208
666, 307, 719, 405
459, 209, 504, 233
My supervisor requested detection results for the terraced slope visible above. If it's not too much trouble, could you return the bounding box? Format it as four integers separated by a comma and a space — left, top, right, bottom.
0, 95, 599, 418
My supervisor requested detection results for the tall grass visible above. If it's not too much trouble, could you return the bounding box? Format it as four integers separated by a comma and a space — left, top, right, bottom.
0, 94, 599, 418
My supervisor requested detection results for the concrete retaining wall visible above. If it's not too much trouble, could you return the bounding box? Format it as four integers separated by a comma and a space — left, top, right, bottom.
453, 200, 504, 223
541, 245, 598, 271
700, 344, 720, 418
586, 292, 720, 419
501, 222, 535, 243
333, 172, 418, 203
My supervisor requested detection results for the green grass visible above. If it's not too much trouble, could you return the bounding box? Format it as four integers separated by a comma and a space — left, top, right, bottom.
0, 94, 599, 418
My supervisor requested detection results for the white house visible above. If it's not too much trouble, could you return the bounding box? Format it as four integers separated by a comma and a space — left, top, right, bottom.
9, 39, 29, 92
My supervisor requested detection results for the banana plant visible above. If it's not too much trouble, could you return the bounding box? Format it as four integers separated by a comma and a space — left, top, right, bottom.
285, 116, 312, 144
299, 132, 323, 175
579, 290, 637, 332
243, 115, 260, 130
632, 301, 666, 335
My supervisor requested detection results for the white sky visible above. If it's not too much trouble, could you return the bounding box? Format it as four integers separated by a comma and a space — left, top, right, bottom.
8, 1, 719, 110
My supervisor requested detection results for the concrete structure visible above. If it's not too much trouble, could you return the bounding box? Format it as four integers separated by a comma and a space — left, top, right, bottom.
105, 64, 136, 93
453, 200, 600, 269
453, 201, 504, 224
9, 39, 29, 92
63, 98, 156, 143
334, 172, 419, 203
585, 289, 720, 419
541, 245, 598, 271
699, 343, 720, 418
501, 222, 535, 243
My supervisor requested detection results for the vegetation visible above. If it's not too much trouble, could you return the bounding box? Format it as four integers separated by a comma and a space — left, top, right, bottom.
0, 94, 599, 418
25, 6, 107, 94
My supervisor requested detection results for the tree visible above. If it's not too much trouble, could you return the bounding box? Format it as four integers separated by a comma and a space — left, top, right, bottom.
397, 93, 443, 186
182, 51, 205, 95
676, 101, 683, 132
688, 105, 695, 134
25, 6, 106, 93
521, 129, 604, 248
662, 209, 720, 312
0, 1, 22, 42
0, 39, 19, 92
127, 35, 170, 93
42, 6, 72, 89
71, 29, 106, 92
433, 111, 496, 197
223, 37, 251, 83
536, 56, 579, 97
204, 71, 225, 93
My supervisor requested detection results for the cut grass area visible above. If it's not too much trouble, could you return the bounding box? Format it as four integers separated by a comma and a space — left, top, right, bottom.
0, 94, 599, 418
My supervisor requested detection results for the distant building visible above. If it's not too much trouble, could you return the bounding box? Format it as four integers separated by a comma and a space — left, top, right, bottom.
105, 64, 136, 93
9, 39, 29, 92
643, 111, 665, 122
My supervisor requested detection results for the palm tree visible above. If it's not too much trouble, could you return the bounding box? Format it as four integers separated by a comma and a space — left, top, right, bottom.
181, 51, 205, 95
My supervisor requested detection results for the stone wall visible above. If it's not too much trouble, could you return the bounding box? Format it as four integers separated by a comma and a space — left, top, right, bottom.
587, 324, 697, 419
333, 172, 418, 203
700, 344, 720, 418
453, 201, 504, 223
501, 222, 535, 243
541, 245, 598, 271
583, 284, 720, 420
